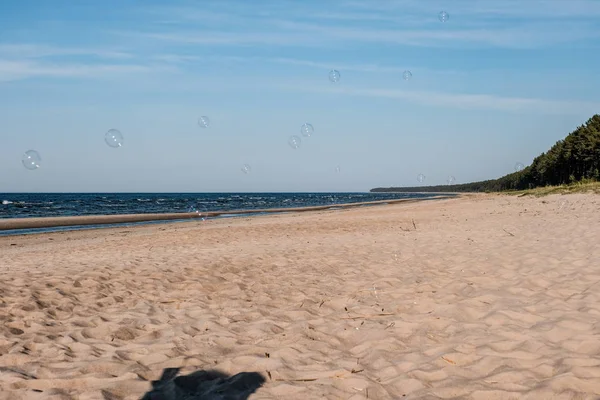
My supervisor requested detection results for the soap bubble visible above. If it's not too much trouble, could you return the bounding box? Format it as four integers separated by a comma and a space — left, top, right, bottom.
288, 135, 301, 149
198, 116, 210, 128
417, 173, 425, 183
301, 123, 314, 137
335, 165, 341, 173
105, 129, 124, 148
447, 175, 456, 185
241, 164, 251, 174
402, 70, 413, 80
329, 69, 340, 83
439, 11, 449, 22
188, 204, 205, 220
514, 162, 524, 172
22, 150, 41, 170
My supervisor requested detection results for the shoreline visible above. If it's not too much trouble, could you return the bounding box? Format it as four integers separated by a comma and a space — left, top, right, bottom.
0, 195, 453, 233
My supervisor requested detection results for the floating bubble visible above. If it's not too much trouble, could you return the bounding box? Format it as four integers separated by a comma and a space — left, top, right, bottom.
514, 162, 524, 172
329, 69, 341, 83
439, 11, 449, 22
22, 150, 41, 170
241, 164, 251, 174
417, 173, 425, 183
335, 165, 341, 173
402, 70, 413, 80
198, 116, 210, 128
288, 135, 301, 149
105, 129, 124, 148
300, 123, 314, 137
188, 204, 206, 220
447, 175, 456, 185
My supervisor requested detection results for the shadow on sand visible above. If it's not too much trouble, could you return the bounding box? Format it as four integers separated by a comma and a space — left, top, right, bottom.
140, 367, 266, 400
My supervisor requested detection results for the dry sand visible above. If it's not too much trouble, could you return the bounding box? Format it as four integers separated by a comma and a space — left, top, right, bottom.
1, 193, 599, 399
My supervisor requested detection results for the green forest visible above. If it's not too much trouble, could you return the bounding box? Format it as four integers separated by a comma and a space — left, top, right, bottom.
371, 114, 600, 193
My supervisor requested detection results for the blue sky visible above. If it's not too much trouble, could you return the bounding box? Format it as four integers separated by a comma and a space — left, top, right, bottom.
1, 0, 599, 192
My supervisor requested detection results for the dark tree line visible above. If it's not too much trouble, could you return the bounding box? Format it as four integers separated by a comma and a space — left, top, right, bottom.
371, 114, 600, 193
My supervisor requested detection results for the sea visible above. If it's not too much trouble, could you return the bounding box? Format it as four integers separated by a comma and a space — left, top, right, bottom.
0, 192, 444, 235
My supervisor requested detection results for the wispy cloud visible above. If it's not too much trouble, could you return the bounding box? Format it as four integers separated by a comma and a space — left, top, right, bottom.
0, 60, 171, 83
274, 82, 600, 115
0, 44, 133, 60
114, 30, 328, 47
196, 55, 462, 76
126, 0, 600, 49
119, 19, 600, 50
268, 20, 600, 49
341, 0, 600, 19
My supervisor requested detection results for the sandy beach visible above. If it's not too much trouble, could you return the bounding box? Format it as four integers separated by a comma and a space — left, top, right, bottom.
1, 193, 599, 399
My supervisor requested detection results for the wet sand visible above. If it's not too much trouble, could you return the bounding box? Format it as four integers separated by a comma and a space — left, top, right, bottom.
1, 193, 599, 399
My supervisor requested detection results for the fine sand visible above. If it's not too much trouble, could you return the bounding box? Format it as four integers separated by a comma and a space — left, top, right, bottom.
1, 193, 599, 399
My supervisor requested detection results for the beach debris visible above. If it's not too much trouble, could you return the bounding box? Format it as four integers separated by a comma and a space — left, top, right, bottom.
342, 313, 394, 320
0, 367, 38, 380
441, 356, 456, 365
274, 377, 318, 382
503, 228, 515, 237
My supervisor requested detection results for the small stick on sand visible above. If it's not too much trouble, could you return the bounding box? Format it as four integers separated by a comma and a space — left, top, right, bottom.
274, 378, 318, 382
342, 313, 395, 320
412, 219, 417, 230
0, 367, 37, 380
503, 228, 515, 237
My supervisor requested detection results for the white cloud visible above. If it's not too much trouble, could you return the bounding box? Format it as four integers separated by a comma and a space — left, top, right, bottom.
0, 60, 169, 83
116, 30, 328, 47
274, 82, 600, 115
269, 20, 599, 49
125, 0, 600, 49
0, 44, 133, 60
119, 20, 600, 50
341, 0, 600, 19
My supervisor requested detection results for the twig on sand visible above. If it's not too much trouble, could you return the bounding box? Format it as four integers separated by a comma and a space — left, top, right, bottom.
412, 219, 417, 230
0, 367, 37, 380
274, 378, 318, 382
275, 369, 360, 383
503, 228, 515, 237
441, 356, 456, 365
341, 313, 395, 320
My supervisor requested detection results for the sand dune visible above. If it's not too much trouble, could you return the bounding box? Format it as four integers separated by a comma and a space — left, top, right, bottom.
1, 193, 599, 399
